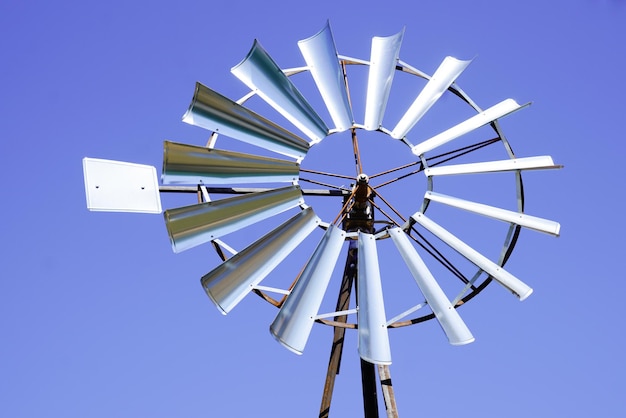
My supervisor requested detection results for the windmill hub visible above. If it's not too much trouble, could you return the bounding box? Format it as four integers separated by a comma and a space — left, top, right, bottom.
345, 173, 374, 233
354, 173, 370, 201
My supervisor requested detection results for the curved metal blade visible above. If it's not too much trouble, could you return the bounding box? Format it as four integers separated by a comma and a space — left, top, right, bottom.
182, 82, 310, 160
231, 40, 329, 142
410, 212, 533, 301
425, 191, 561, 236
164, 185, 304, 253
425, 155, 560, 176
298, 21, 353, 132
388, 228, 474, 346
161, 141, 299, 185
363, 30, 404, 131
411, 99, 529, 156
357, 232, 392, 365
201, 208, 320, 314
391, 56, 472, 139
270, 225, 346, 354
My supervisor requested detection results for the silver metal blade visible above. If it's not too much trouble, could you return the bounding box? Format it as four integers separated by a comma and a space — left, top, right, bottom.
201, 208, 320, 314
161, 141, 300, 185
298, 21, 353, 132
231, 40, 329, 142
363, 30, 404, 131
388, 228, 474, 345
164, 185, 304, 253
357, 232, 392, 365
182, 82, 310, 160
410, 212, 533, 300
390, 56, 471, 139
411, 99, 529, 156
425, 155, 560, 176
425, 191, 561, 236
270, 225, 346, 354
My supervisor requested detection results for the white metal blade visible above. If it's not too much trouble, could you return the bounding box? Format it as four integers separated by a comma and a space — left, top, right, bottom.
164, 185, 304, 253
410, 212, 533, 300
388, 228, 474, 345
425, 156, 559, 176
83, 158, 162, 214
201, 208, 320, 314
363, 30, 404, 131
182, 82, 310, 160
411, 99, 529, 156
298, 21, 353, 132
231, 40, 329, 142
161, 141, 299, 185
425, 191, 561, 236
270, 225, 346, 354
391, 56, 472, 139
357, 232, 392, 365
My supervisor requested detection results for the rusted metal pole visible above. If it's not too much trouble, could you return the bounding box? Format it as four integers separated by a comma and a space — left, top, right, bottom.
319, 241, 357, 418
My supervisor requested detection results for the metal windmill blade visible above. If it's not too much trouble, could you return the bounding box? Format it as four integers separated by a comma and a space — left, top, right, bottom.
82, 21, 562, 418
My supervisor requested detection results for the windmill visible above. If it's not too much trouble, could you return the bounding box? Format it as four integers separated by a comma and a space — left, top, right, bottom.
83, 21, 561, 417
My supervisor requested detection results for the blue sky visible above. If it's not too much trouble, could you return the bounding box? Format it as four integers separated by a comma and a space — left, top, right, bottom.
1, 0, 625, 417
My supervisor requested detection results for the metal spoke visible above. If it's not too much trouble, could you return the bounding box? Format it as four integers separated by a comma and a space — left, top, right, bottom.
372, 137, 500, 190
300, 167, 356, 180
368, 199, 403, 230
299, 177, 352, 192
352, 128, 364, 176
409, 227, 474, 288
369, 160, 420, 179
373, 167, 424, 189
426, 137, 500, 167
340, 60, 363, 177
366, 188, 407, 227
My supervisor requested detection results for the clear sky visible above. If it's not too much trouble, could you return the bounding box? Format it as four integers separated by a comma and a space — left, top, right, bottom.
1, 0, 625, 417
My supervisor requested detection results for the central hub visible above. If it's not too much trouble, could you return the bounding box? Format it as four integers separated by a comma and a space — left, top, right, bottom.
354, 173, 370, 203
344, 173, 374, 233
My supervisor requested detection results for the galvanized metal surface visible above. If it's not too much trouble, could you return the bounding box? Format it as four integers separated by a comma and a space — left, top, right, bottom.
411, 99, 529, 156
357, 232, 391, 365
410, 212, 533, 300
164, 185, 304, 253
425, 155, 561, 176
363, 30, 404, 131
425, 191, 561, 236
232, 40, 328, 142
270, 225, 346, 354
388, 227, 474, 346
201, 207, 319, 314
391, 56, 471, 139
182, 82, 310, 160
298, 21, 353, 132
162, 140, 300, 185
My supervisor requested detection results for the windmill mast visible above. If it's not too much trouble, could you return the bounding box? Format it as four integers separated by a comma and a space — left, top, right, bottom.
319, 170, 399, 418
